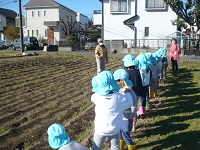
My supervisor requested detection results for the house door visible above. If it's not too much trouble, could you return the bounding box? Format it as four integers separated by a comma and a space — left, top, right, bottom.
48, 28, 54, 45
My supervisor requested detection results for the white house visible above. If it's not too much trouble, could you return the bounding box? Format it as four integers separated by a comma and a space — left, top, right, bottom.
95, 0, 177, 48
23, 0, 88, 44
76, 13, 91, 40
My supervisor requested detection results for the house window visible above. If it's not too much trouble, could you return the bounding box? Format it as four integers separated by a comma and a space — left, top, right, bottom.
45, 29, 47, 37
32, 11, 34, 17
27, 30, 29, 37
144, 27, 149, 37
36, 30, 39, 37
38, 11, 40, 17
32, 30, 34, 36
146, 0, 166, 9
110, 0, 128, 13
44, 10, 47, 17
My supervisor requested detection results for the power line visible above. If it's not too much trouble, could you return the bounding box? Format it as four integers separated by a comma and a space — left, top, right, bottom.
0, 0, 17, 7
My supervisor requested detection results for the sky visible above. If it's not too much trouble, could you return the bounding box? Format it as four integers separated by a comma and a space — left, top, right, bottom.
0, 0, 102, 18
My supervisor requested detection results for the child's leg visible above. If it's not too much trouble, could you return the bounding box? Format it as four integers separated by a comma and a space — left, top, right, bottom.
121, 120, 134, 146
92, 133, 106, 150
109, 132, 120, 150
131, 116, 137, 132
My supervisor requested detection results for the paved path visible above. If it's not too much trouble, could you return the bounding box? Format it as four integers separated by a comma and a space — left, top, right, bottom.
1, 48, 200, 62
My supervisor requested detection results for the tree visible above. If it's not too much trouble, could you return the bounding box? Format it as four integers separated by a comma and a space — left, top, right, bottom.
164, 0, 200, 31
4, 24, 19, 41
60, 16, 77, 36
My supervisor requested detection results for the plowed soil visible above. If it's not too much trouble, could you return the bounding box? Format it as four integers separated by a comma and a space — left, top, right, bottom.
0, 53, 123, 150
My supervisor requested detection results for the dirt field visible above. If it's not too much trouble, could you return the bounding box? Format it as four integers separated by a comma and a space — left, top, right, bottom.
0, 53, 123, 149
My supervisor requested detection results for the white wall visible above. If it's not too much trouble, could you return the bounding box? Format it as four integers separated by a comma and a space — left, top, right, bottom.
102, 0, 177, 41
24, 8, 59, 39
24, 7, 77, 41
103, 0, 136, 40
93, 13, 102, 26
136, 0, 177, 39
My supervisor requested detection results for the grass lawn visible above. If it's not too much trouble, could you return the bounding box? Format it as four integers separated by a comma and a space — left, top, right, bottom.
135, 61, 200, 150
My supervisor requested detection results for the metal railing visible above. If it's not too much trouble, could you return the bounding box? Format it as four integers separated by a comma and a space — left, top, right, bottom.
44, 38, 200, 51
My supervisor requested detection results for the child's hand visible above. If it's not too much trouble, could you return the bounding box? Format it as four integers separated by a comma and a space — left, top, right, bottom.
124, 87, 132, 93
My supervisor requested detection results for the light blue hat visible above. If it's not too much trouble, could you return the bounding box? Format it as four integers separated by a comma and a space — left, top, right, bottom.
95, 71, 120, 95
113, 69, 133, 87
136, 53, 148, 69
156, 47, 167, 57
47, 123, 70, 149
92, 75, 98, 92
151, 53, 159, 64
123, 54, 138, 67
145, 52, 153, 67
122, 54, 135, 61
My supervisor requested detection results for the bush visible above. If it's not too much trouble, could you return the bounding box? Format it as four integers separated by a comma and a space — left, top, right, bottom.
66, 35, 76, 44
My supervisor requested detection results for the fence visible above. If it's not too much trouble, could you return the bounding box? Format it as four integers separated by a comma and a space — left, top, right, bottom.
45, 38, 200, 52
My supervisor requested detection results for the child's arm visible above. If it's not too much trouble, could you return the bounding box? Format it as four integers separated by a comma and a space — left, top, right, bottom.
91, 93, 96, 104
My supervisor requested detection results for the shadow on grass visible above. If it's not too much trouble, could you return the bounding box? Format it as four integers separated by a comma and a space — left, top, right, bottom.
137, 67, 200, 149
140, 131, 200, 150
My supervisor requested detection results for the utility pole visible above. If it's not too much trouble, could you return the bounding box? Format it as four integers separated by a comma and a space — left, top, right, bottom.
18, 0, 24, 54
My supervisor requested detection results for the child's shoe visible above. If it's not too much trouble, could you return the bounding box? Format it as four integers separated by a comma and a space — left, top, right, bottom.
128, 143, 138, 150
137, 106, 146, 116
120, 140, 125, 150
150, 92, 154, 99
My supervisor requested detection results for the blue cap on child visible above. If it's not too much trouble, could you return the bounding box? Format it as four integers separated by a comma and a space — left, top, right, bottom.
92, 75, 98, 92
113, 69, 133, 87
47, 123, 70, 149
95, 71, 120, 95
123, 54, 138, 67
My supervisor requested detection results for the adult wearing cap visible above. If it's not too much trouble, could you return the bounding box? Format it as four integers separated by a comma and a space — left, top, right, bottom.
95, 38, 108, 74
47, 123, 89, 150
91, 71, 133, 150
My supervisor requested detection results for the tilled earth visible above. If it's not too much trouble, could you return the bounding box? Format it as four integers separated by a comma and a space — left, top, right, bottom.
0, 53, 123, 149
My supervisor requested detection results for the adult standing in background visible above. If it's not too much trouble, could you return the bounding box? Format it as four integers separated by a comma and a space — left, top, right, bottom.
170, 38, 181, 74
95, 38, 108, 74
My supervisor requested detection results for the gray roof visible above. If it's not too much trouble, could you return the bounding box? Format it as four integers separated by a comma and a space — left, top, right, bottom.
0, 8, 17, 18
24, 0, 76, 13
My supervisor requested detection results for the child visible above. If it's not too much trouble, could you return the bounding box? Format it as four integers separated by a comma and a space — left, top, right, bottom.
136, 53, 152, 116
91, 71, 133, 150
47, 123, 89, 150
149, 54, 161, 99
122, 54, 142, 132
113, 69, 138, 150
155, 48, 168, 82
160, 55, 168, 82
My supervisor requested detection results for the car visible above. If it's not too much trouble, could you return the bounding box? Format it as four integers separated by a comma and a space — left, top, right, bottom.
0, 40, 7, 50
85, 38, 98, 50
0, 41, 4, 50
10, 36, 39, 51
